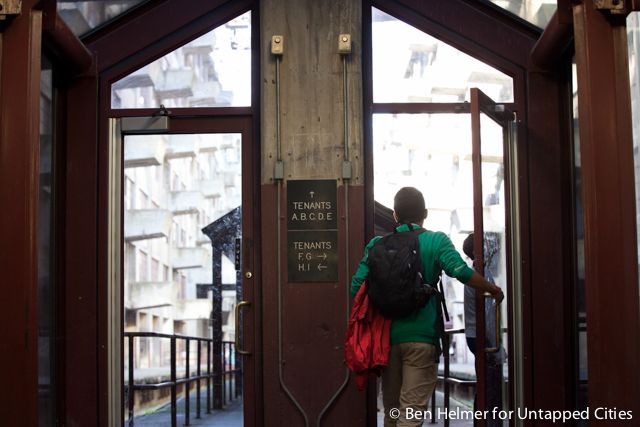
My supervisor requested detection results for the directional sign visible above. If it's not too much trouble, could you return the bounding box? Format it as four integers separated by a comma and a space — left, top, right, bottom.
287, 230, 338, 282
287, 180, 338, 282
287, 180, 337, 230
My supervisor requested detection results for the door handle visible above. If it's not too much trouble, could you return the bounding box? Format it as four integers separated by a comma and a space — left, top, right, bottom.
484, 293, 502, 354
235, 300, 252, 355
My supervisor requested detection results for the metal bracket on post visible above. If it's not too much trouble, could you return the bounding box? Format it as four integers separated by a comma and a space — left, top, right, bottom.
0, 0, 21, 21
272, 35, 285, 181
338, 34, 352, 181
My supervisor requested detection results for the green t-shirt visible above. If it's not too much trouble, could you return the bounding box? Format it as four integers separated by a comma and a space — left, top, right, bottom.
351, 224, 474, 346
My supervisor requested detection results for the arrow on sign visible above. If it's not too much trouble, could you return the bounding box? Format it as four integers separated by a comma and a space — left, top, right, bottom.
317, 264, 327, 271
316, 253, 327, 260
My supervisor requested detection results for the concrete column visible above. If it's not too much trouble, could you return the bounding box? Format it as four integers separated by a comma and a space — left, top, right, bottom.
261, 0, 363, 183
260, 1, 367, 425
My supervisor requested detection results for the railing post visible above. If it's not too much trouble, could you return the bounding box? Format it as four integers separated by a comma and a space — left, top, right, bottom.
185, 338, 190, 426
235, 337, 242, 398
234, 345, 238, 398
171, 336, 177, 427
197, 339, 201, 419
430, 383, 436, 424
444, 334, 450, 427
207, 340, 211, 414
221, 343, 226, 406
128, 335, 135, 427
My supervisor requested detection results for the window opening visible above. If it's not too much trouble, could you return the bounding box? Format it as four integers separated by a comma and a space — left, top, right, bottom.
58, 0, 148, 36
484, 0, 557, 29
111, 11, 251, 109
372, 7, 514, 103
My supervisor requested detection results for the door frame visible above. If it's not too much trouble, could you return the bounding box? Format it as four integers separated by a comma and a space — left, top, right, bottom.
107, 112, 261, 426
85, 2, 261, 425
361, 0, 584, 420
470, 88, 519, 424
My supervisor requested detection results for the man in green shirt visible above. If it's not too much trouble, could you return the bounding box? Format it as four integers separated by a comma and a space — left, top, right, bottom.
351, 187, 503, 427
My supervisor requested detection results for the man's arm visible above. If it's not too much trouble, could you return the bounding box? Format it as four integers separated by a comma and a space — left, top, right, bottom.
350, 237, 381, 296
466, 271, 504, 303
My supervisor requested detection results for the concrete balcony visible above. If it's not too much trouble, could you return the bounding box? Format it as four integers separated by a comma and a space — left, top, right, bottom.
172, 247, 209, 270
124, 135, 166, 168
165, 134, 198, 159
128, 281, 176, 310
169, 191, 205, 215
197, 180, 225, 199
174, 299, 212, 321
125, 210, 173, 242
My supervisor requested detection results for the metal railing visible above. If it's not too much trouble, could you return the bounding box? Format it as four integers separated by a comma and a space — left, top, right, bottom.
430, 328, 476, 426
124, 332, 241, 427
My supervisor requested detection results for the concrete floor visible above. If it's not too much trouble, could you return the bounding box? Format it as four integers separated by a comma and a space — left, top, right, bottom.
129, 395, 243, 427
129, 389, 474, 426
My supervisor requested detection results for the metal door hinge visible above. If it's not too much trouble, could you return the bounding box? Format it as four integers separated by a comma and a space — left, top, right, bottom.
594, 0, 627, 14
0, 0, 21, 20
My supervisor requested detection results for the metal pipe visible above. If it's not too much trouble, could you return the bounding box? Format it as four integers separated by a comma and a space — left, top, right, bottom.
273, 41, 309, 426
277, 181, 310, 426
276, 57, 282, 162
343, 56, 349, 160
317, 50, 352, 427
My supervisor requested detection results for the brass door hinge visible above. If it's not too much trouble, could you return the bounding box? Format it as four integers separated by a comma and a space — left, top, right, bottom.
0, 0, 21, 20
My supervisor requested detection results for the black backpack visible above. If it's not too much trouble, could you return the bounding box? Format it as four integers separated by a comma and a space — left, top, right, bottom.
366, 226, 437, 319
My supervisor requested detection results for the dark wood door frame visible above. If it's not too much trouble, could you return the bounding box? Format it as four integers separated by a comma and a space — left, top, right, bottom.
572, 0, 640, 417
0, 2, 42, 425
470, 88, 516, 425
363, 0, 578, 418
61, 1, 261, 425
115, 114, 261, 426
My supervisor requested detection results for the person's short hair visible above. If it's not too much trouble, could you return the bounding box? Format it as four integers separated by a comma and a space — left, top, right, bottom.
463, 233, 474, 260
393, 187, 426, 224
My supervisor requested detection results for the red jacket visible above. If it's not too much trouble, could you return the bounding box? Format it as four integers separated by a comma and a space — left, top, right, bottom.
344, 282, 391, 391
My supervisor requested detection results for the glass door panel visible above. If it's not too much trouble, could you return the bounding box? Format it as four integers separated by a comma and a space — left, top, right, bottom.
122, 132, 245, 426
471, 88, 514, 426
373, 113, 478, 424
